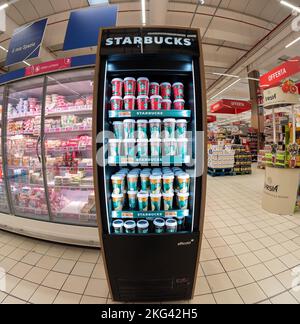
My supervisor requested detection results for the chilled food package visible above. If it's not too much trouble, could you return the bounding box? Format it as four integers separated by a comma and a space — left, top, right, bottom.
162, 99, 172, 110
150, 95, 162, 110
149, 119, 161, 139
111, 96, 123, 111
172, 82, 184, 99
137, 191, 149, 211
137, 78, 149, 96
160, 83, 172, 99
137, 220, 149, 234
137, 96, 149, 110
124, 77, 136, 96
137, 139, 149, 158
123, 119, 135, 139
124, 95, 136, 111
163, 119, 176, 139
176, 119, 188, 138
150, 82, 160, 96
137, 120, 148, 139
111, 78, 123, 97
174, 99, 185, 110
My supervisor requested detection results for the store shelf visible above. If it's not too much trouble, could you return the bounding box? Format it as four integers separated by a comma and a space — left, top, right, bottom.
8, 113, 40, 121
7, 131, 39, 136
46, 146, 92, 153
10, 182, 45, 188
109, 110, 191, 119
14, 206, 48, 216
108, 156, 191, 165
45, 127, 92, 135
48, 183, 94, 191
46, 106, 92, 117
112, 209, 189, 219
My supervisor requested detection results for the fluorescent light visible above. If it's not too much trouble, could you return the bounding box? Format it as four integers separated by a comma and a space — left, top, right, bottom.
141, 0, 146, 25
23, 60, 30, 66
210, 79, 241, 100
286, 36, 300, 48
213, 72, 239, 78
280, 0, 300, 13
87, 0, 108, 5
0, 45, 8, 52
246, 77, 260, 81
0, 3, 9, 11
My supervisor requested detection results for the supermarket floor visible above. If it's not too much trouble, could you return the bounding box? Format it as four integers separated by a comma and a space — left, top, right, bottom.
0, 167, 300, 304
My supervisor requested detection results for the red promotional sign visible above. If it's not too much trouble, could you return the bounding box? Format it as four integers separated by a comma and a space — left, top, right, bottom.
25, 58, 72, 76
260, 57, 300, 89
207, 115, 217, 123
210, 99, 251, 114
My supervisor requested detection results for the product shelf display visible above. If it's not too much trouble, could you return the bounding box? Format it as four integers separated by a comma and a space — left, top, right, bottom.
44, 70, 96, 226
93, 27, 207, 302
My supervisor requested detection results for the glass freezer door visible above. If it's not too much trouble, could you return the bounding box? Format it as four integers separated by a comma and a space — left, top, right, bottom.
44, 69, 96, 226
6, 78, 49, 220
0, 86, 10, 214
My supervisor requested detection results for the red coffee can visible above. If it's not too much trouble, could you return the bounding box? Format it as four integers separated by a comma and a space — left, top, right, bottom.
173, 82, 184, 99
111, 96, 123, 111
111, 78, 123, 97
161, 99, 172, 110
137, 78, 149, 96
124, 96, 136, 111
150, 82, 160, 96
174, 99, 185, 110
150, 95, 162, 110
160, 82, 172, 99
137, 96, 149, 110
124, 77, 136, 96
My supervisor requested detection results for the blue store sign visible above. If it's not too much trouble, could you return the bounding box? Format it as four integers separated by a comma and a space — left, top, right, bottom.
63, 5, 117, 51
5, 18, 48, 67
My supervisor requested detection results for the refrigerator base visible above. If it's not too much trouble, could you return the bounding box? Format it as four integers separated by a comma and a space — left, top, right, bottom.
103, 232, 200, 302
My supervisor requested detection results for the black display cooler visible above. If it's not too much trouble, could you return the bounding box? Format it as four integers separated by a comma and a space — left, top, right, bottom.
93, 27, 207, 302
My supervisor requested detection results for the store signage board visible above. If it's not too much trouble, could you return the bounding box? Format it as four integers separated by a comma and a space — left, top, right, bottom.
100, 27, 199, 56
263, 86, 299, 108
63, 5, 117, 51
5, 18, 48, 66
260, 57, 300, 89
25, 58, 72, 76
210, 99, 251, 114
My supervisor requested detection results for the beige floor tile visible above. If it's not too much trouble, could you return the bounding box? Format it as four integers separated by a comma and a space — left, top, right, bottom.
254, 249, 276, 262
31, 243, 51, 255
206, 273, 234, 293
237, 283, 267, 304
80, 295, 107, 304
62, 275, 89, 294
10, 280, 38, 301
91, 262, 107, 279
247, 264, 273, 281
290, 288, 300, 303
52, 259, 76, 274
258, 277, 286, 298
214, 289, 244, 304
21, 252, 43, 266
228, 269, 255, 287
3, 274, 21, 293
54, 291, 81, 304
280, 254, 300, 269
42, 271, 68, 290
24, 267, 49, 284
259, 300, 272, 304
238, 252, 261, 267
79, 250, 100, 263
200, 248, 217, 261
85, 278, 109, 298
8, 248, 28, 261
268, 245, 289, 258
71, 262, 95, 277
0, 245, 16, 257
0, 257, 18, 272
190, 294, 216, 304
276, 270, 296, 290
46, 245, 66, 258
264, 259, 288, 275
194, 277, 211, 296
271, 292, 298, 304
244, 240, 265, 252
29, 286, 58, 304
2, 295, 27, 304
220, 256, 244, 272
213, 246, 235, 259
9, 262, 33, 278
62, 248, 83, 261
207, 237, 227, 248
201, 260, 224, 276
36, 255, 59, 270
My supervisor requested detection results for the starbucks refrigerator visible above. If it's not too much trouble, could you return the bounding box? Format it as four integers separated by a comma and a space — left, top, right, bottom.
93, 27, 207, 302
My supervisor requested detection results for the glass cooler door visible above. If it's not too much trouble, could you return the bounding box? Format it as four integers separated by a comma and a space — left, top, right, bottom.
6, 78, 49, 220
44, 69, 96, 226
0, 86, 10, 214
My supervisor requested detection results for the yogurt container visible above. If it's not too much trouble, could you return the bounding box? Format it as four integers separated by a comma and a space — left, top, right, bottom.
123, 119, 135, 139
140, 173, 150, 191
150, 95, 162, 110
150, 138, 161, 157
137, 96, 149, 110
124, 220, 136, 234
137, 191, 149, 211
112, 220, 124, 234
127, 173, 139, 191
124, 77, 136, 96
137, 220, 149, 234
128, 191, 138, 210
163, 139, 177, 156
163, 119, 176, 139
154, 218, 165, 234
150, 175, 162, 194
177, 215, 185, 230
150, 193, 162, 211
176, 119, 188, 138
177, 192, 189, 210
177, 138, 189, 157
109, 139, 122, 157
174, 99, 185, 110
111, 174, 123, 194
113, 121, 123, 139
137, 77, 149, 96
137, 120, 148, 139
172, 82, 184, 99
162, 99, 172, 110
149, 119, 161, 139
124, 95, 136, 111
137, 139, 149, 158
111, 78, 123, 97
160, 82, 171, 99
166, 219, 178, 233
150, 82, 160, 96
124, 139, 136, 157
163, 192, 174, 211
163, 174, 175, 193
112, 193, 124, 211
177, 173, 190, 193
110, 96, 123, 111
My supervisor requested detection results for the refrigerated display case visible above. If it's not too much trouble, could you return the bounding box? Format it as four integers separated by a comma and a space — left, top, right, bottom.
93, 27, 207, 301
44, 69, 96, 226
0, 86, 10, 214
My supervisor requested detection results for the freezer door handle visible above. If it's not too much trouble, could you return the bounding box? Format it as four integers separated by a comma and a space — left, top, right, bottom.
36, 136, 42, 163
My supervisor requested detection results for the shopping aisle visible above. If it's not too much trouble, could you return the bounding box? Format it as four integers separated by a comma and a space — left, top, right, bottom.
0, 167, 300, 304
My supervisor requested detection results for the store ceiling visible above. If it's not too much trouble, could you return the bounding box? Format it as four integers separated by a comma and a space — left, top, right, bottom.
0, 0, 297, 104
